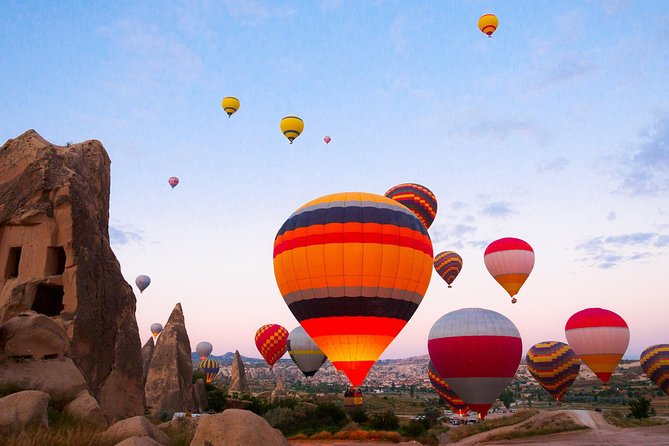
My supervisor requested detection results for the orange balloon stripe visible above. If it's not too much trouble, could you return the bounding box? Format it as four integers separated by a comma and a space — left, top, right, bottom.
332, 361, 376, 387
301, 316, 406, 337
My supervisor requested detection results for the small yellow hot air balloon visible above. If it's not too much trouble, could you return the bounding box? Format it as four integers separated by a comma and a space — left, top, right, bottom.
280, 116, 304, 144
478, 14, 498, 37
221, 97, 240, 117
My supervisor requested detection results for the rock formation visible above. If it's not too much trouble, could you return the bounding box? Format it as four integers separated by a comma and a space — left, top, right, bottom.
193, 378, 208, 413
141, 337, 154, 387
97, 416, 169, 445
0, 310, 69, 359
190, 409, 289, 446
0, 130, 144, 422
144, 303, 194, 414
228, 349, 250, 397
272, 370, 287, 400
0, 390, 50, 434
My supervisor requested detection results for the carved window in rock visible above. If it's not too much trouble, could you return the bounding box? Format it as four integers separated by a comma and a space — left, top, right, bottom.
45, 246, 66, 275
4, 246, 22, 279
32, 284, 65, 317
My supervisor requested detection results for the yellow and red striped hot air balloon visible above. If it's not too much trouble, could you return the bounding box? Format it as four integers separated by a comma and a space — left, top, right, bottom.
434, 251, 463, 288
384, 183, 438, 229
221, 97, 240, 117
565, 308, 629, 383
199, 358, 220, 384
478, 14, 498, 37
255, 324, 288, 368
280, 116, 304, 144
484, 237, 534, 304
273, 192, 433, 387
640, 344, 669, 396
526, 341, 581, 402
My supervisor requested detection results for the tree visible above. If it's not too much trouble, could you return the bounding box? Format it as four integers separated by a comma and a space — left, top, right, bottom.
628, 397, 652, 419
370, 409, 400, 430
499, 388, 514, 409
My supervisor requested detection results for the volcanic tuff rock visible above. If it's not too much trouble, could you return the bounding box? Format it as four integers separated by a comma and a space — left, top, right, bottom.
193, 378, 208, 412
189, 409, 289, 446
0, 310, 70, 359
0, 356, 87, 403
144, 303, 195, 414
228, 349, 250, 397
0, 130, 144, 422
98, 416, 169, 445
141, 337, 154, 388
0, 390, 50, 433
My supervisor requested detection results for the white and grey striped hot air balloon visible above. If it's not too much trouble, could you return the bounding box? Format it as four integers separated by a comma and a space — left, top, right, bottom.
287, 326, 327, 377
428, 308, 522, 419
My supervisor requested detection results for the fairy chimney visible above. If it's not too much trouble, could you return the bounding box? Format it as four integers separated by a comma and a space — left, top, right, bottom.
0, 130, 144, 422
228, 350, 250, 397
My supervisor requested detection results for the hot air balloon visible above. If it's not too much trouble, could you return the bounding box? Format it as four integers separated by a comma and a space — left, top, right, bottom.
478, 14, 498, 37
199, 358, 220, 384
640, 344, 669, 396
324, 136, 331, 144
196, 341, 213, 360
526, 341, 580, 402
428, 308, 522, 419
273, 192, 433, 388
135, 275, 151, 293
255, 324, 289, 368
150, 323, 163, 342
484, 237, 534, 304
565, 308, 629, 383
280, 116, 304, 144
287, 326, 327, 377
384, 183, 438, 229
221, 97, 240, 117
428, 360, 469, 416
168, 177, 179, 188
434, 251, 463, 288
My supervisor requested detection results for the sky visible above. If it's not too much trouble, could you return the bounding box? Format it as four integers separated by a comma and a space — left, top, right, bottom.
1, 1, 668, 362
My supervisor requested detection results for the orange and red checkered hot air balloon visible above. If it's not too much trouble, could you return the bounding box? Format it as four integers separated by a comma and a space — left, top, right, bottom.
565, 308, 629, 383
255, 324, 288, 368
484, 237, 534, 304
273, 192, 433, 387
384, 183, 438, 229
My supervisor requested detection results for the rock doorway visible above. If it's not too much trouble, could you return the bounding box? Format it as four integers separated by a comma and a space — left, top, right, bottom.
45, 246, 66, 275
4, 246, 22, 279
31, 284, 65, 317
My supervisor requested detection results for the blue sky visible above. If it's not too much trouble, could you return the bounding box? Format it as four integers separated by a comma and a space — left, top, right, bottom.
1, 1, 668, 361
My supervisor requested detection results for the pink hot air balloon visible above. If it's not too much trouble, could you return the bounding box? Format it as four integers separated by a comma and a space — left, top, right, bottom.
324, 136, 331, 144
168, 177, 179, 188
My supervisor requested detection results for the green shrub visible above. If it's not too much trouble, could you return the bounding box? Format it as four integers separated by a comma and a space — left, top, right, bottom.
349, 408, 369, 423
629, 397, 651, 419
370, 409, 400, 431
400, 420, 425, 437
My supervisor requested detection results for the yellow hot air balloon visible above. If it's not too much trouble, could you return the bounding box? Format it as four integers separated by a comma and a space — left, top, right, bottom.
478, 14, 498, 37
280, 116, 304, 144
221, 97, 240, 117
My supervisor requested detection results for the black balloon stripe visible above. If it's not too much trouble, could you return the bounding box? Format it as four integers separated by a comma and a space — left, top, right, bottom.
288, 297, 419, 321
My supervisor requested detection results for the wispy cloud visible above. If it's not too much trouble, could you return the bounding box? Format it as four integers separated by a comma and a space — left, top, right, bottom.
576, 232, 667, 268
617, 116, 669, 196
538, 156, 569, 173
480, 201, 515, 219
109, 225, 144, 246
222, 0, 295, 25
607, 211, 617, 221
467, 117, 548, 144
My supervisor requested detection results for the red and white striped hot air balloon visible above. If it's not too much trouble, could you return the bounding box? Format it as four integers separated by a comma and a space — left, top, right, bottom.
565, 308, 629, 383
427, 308, 522, 419
484, 237, 534, 303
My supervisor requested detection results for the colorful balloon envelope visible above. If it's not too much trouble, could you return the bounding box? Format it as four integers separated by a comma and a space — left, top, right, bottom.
280, 116, 304, 144
135, 275, 151, 293
428, 360, 469, 416
287, 326, 327, 377
478, 14, 498, 37
196, 341, 213, 360
273, 192, 433, 387
565, 308, 629, 383
434, 251, 463, 288
324, 136, 331, 144
255, 324, 289, 368
150, 323, 163, 341
199, 358, 220, 384
221, 96, 240, 117
526, 341, 580, 402
384, 183, 438, 229
168, 177, 179, 188
428, 308, 522, 419
640, 344, 669, 396
484, 237, 534, 304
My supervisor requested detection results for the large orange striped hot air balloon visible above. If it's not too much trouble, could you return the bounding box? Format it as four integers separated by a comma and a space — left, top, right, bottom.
484, 237, 534, 304
428, 308, 522, 419
273, 192, 433, 387
428, 360, 469, 416
255, 324, 289, 368
434, 251, 463, 288
640, 344, 669, 396
565, 308, 629, 383
384, 183, 438, 229
526, 341, 581, 402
